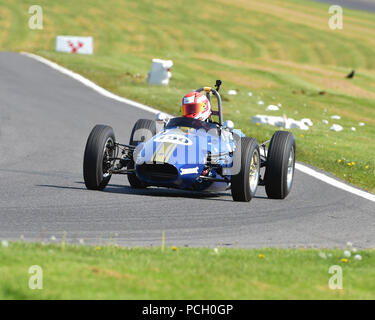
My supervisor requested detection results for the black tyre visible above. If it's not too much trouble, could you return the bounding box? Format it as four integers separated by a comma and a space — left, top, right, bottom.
264, 131, 296, 199
128, 119, 158, 188
83, 124, 115, 190
231, 137, 260, 202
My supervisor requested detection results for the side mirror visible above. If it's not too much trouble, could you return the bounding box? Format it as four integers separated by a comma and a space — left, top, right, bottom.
156, 112, 168, 122
223, 120, 234, 131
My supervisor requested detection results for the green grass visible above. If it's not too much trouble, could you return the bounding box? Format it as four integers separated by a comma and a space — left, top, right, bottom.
0, 242, 374, 299
1, 0, 375, 192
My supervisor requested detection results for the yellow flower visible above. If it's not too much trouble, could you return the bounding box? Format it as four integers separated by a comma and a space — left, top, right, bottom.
347, 162, 352, 167
341, 258, 348, 263
338, 159, 342, 163
365, 165, 369, 169
300, 134, 304, 138
256, 122, 261, 126
172, 246, 178, 251
351, 162, 355, 166
95, 246, 102, 251
258, 254, 265, 259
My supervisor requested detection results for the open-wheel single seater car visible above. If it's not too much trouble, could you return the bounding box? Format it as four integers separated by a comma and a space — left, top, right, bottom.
83, 81, 296, 202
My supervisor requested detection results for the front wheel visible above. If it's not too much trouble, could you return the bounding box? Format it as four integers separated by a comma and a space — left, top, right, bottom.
264, 131, 296, 199
128, 119, 158, 188
83, 124, 116, 190
231, 137, 260, 202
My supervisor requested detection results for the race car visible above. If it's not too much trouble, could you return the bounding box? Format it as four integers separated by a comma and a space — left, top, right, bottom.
83, 81, 296, 202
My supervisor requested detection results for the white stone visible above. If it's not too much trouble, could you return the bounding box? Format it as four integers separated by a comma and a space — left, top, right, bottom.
146, 59, 173, 85
331, 115, 341, 120
318, 252, 327, 259
266, 105, 279, 111
322, 120, 329, 124
252, 115, 310, 130
330, 124, 343, 132
248, 92, 253, 97
227, 90, 237, 95
301, 118, 313, 126
258, 101, 264, 105
358, 122, 365, 126
351, 127, 356, 131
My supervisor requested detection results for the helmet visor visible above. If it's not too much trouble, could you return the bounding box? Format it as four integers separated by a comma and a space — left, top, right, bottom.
181, 103, 204, 116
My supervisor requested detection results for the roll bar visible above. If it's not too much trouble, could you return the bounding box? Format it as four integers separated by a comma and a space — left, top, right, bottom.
196, 82, 223, 126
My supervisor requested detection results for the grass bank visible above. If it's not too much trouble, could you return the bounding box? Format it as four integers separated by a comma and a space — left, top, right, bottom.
0, 242, 374, 299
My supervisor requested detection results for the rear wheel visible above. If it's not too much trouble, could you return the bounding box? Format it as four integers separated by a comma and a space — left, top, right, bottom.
264, 131, 296, 199
231, 137, 260, 202
128, 119, 158, 188
83, 125, 115, 190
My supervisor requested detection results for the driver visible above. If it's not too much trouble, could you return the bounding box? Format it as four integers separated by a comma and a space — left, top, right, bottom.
181, 91, 212, 121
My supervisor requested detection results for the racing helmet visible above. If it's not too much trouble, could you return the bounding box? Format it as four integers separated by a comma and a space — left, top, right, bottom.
181, 91, 211, 121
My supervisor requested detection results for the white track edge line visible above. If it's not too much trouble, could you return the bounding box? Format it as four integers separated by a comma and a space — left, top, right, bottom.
20, 51, 375, 203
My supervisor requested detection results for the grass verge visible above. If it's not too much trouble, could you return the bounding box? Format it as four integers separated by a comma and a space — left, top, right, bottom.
0, 242, 374, 299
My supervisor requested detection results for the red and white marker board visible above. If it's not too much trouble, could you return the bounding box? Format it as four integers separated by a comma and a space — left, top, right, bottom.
56, 36, 93, 55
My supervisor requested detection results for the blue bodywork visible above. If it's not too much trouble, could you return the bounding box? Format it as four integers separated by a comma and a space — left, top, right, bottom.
134, 117, 244, 191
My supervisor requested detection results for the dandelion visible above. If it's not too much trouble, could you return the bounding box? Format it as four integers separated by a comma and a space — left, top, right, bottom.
354, 254, 362, 261
1, 240, 9, 248
95, 246, 102, 251
346, 242, 353, 248
50, 236, 57, 242
341, 258, 348, 263
213, 248, 219, 254
79, 238, 85, 245
300, 134, 304, 138
172, 246, 178, 251
352, 248, 357, 253
338, 159, 342, 163
365, 165, 369, 169
256, 122, 260, 126
258, 254, 265, 259
343, 250, 351, 257
347, 162, 352, 167
351, 162, 355, 166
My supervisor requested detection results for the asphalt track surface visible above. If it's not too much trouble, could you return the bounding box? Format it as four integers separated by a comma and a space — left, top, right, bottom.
0, 52, 374, 248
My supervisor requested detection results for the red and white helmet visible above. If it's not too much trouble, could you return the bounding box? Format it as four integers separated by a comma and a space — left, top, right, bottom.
181, 91, 211, 121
